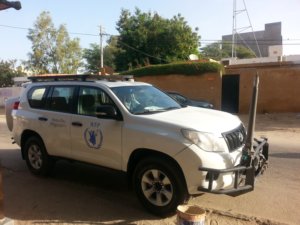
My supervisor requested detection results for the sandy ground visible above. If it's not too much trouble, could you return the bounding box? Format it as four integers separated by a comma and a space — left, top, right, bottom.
0, 107, 299, 225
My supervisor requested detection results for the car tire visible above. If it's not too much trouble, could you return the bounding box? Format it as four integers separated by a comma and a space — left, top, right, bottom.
24, 136, 54, 176
133, 157, 188, 216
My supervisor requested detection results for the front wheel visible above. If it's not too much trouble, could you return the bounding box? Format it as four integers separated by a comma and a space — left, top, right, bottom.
23, 136, 54, 176
133, 157, 188, 216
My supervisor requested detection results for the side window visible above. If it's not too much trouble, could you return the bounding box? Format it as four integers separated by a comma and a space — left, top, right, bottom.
47, 86, 75, 113
27, 86, 47, 109
78, 87, 114, 116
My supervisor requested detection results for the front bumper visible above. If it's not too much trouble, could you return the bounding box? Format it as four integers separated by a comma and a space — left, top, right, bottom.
198, 137, 269, 195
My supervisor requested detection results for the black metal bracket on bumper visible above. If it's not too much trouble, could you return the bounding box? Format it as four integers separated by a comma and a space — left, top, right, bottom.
198, 137, 269, 196
198, 165, 255, 195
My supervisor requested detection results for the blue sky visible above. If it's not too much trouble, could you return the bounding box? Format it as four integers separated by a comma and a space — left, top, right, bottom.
1, 0, 300, 63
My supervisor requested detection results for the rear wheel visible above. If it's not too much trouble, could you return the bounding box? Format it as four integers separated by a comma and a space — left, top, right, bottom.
133, 157, 188, 216
24, 136, 54, 176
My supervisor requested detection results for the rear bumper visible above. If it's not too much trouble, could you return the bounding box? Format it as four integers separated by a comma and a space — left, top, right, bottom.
198, 137, 269, 195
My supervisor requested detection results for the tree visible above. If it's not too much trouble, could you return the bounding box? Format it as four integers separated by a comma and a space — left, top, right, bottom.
25, 11, 82, 74
0, 60, 25, 87
201, 41, 256, 60
235, 45, 257, 59
115, 8, 200, 71
83, 43, 100, 74
200, 42, 225, 60
83, 36, 119, 74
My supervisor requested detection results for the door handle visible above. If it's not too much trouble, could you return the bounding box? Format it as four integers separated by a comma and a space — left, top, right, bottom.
72, 122, 82, 127
38, 117, 48, 121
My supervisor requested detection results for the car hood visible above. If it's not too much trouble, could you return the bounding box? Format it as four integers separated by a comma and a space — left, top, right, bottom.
143, 107, 242, 135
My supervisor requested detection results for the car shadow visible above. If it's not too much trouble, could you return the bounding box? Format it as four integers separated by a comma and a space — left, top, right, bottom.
1, 149, 168, 224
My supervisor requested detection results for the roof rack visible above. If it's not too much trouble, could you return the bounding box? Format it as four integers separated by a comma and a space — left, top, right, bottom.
27, 74, 134, 82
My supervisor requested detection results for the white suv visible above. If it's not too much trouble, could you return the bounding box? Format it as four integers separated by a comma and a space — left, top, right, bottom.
7, 75, 268, 216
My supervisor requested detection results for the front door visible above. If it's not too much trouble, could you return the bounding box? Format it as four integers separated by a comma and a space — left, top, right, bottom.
70, 86, 123, 170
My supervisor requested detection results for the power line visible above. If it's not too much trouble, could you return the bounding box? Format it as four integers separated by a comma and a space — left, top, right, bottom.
1, 23, 300, 61
0, 24, 28, 30
2, 24, 300, 42
1, 24, 300, 43
200, 41, 300, 46
214, 38, 300, 41
0, 24, 98, 36
117, 39, 169, 63
0, 23, 170, 62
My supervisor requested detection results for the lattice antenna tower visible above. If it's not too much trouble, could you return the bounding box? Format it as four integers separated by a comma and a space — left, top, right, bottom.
231, 0, 262, 58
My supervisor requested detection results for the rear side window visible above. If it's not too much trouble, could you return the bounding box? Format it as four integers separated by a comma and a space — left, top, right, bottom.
46, 86, 75, 113
27, 86, 47, 109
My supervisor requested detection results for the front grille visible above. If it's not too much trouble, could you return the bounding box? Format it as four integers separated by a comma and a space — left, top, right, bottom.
222, 124, 246, 152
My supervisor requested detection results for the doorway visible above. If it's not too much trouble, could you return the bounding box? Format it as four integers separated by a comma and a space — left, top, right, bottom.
222, 74, 240, 113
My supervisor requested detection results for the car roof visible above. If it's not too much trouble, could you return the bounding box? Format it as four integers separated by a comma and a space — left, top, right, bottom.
95, 80, 151, 88
26, 75, 151, 88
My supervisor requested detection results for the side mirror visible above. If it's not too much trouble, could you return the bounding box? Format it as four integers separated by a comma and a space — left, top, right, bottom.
96, 105, 121, 120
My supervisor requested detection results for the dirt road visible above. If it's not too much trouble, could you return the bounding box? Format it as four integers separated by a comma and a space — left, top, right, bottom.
191, 113, 300, 225
0, 111, 299, 225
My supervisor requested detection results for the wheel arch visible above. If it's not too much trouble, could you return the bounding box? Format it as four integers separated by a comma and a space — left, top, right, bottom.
127, 148, 188, 190
20, 129, 44, 159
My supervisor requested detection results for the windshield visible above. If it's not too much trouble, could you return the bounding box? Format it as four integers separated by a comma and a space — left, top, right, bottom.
111, 85, 181, 114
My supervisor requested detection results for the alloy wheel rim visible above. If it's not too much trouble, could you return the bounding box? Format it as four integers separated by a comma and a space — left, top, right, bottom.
28, 144, 43, 170
141, 169, 173, 206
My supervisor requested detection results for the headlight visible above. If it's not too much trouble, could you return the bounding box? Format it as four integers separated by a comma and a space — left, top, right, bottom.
181, 129, 225, 152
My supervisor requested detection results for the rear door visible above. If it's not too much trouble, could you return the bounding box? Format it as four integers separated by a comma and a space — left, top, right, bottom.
70, 86, 123, 170
28, 85, 75, 158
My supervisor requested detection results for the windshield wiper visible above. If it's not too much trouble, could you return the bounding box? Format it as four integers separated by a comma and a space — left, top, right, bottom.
134, 110, 157, 115
133, 106, 180, 115
164, 106, 181, 111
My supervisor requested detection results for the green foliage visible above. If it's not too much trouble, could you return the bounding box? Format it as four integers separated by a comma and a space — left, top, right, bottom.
235, 45, 256, 59
83, 36, 119, 74
201, 42, 225, 60
83, 43, 100, 74
0, 60, 25, 87
121, 62, 222, 77
25, 11, 82, 74
201, 41, 256, 60
115, 8, 200, 71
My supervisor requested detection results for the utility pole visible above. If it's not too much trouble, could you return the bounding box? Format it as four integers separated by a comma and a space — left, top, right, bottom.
99, 26, 104, 69
99, 25, 104, 75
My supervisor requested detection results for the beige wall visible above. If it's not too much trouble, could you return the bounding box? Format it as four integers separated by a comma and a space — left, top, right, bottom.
0, 87, 22, 107
135, 73, 222, 109
226, 62, 300, 113
135, 62, 300, 113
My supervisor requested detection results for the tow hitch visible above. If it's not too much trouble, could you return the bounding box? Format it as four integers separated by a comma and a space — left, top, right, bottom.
198, 74, 269, 195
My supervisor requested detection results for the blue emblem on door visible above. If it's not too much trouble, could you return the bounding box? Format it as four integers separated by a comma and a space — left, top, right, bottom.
84, 122, 103, 149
